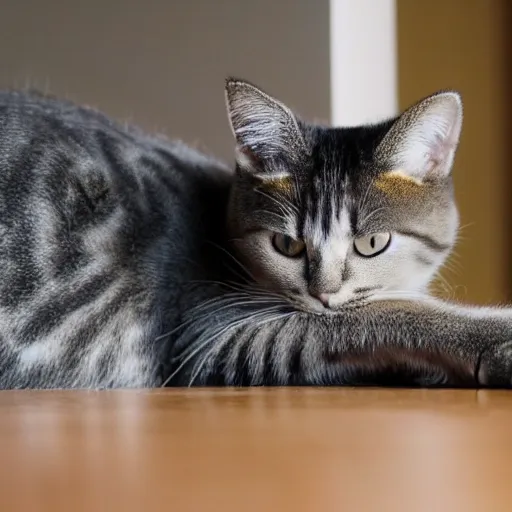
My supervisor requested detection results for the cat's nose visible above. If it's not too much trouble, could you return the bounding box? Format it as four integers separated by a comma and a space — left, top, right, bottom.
312, 293, 331, 308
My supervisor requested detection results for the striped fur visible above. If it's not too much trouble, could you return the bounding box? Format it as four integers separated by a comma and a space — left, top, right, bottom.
0, 91, 231, 388
1, 83, 512, 389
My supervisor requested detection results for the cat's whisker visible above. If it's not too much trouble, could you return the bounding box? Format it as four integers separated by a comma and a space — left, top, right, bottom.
155, 294, 252, 342
253, 209, 294, 225
431, 273, 455, 300
187, 294, 288, 323
357, 180, 375, 216
458, 222, 475, 233
438, 275, 454, 296
254, 188, 298, 220
442, 257, 463, 276
225, 282, 291, 301
186, 279, 255, 292
255, 187, 298, 213
162, 306, 288, 387
186, 279, 289, 303
205, 240, 257, 282
165, 299, 282, 341
188, 293, 251, 314
173, 306, 288, 362
195, 297, 285, 315
155, 288, 288, 344
292, 174, 302, 207
358, 206, 390, 226
187, 311, 295, 386
225, 263, 253, 285
187, 278, 292, 305
174, 295, 291, 354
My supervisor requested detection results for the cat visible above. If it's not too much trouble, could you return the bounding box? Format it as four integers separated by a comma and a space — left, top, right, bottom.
0, 79, 511, 390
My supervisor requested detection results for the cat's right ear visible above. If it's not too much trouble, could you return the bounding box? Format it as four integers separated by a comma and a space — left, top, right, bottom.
376, 91, 463, 181
225, 78, 306, 171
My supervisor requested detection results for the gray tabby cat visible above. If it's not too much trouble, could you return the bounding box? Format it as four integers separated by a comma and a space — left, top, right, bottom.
0, 79, 511, 389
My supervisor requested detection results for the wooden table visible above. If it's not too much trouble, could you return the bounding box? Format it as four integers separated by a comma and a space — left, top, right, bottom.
0, 388, 511, 512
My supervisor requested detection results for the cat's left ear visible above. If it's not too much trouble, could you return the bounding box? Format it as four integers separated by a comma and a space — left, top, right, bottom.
376, 91, 463, 181
225, 78, 306, 170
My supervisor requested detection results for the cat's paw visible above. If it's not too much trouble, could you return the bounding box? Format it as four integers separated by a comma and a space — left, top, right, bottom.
477, 341, 512, 388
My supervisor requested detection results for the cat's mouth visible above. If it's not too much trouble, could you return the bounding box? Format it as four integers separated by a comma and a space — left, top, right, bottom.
285, 290, 377, 315
251, 279, 384, 315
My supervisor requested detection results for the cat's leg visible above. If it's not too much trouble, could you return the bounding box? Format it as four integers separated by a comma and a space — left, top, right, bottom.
309, 298, 512, 387
306, 300, 511, 387
172, 297, 512, 387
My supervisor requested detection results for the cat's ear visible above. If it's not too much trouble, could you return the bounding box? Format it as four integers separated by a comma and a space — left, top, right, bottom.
225, 78, 306, 170
376, 91, 463, 181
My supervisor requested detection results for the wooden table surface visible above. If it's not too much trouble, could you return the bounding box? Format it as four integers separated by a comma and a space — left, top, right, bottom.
0, 388, 511, 512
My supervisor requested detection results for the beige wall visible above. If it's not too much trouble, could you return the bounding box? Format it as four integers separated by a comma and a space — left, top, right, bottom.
0, 0, 330, 162
398, 0, 511, 304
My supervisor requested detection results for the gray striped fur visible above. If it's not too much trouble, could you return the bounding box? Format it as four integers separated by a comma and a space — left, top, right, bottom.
0, 81, 511, 389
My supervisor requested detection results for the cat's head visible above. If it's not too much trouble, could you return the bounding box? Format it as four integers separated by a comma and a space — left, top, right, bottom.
225, 78, 462, 313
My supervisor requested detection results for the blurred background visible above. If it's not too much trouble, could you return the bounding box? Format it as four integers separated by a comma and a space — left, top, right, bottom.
0, 0, 510, 305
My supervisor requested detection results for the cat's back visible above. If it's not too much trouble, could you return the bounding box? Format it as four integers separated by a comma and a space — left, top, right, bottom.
0, 89, 231, 179
0, 90, 232, 389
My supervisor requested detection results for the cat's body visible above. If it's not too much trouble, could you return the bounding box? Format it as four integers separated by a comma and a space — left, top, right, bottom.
0, 90, 231, 388
1, 82, 512, 389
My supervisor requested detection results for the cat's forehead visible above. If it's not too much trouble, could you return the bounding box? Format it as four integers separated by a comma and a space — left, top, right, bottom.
295, 126, 384, 238
301, 193, 353, 249
258, 123, 440, 238
306, 124, 389, 182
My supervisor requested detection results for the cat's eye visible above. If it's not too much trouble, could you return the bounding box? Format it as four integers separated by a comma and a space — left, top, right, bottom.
272, 233, 306, 258
354, 233, 391, 257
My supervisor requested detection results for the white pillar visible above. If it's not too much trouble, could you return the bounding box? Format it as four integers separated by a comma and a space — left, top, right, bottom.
330, 0, 398, 126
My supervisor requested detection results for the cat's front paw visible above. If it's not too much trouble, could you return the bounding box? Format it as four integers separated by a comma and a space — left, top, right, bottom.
477, 341, 512, 388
